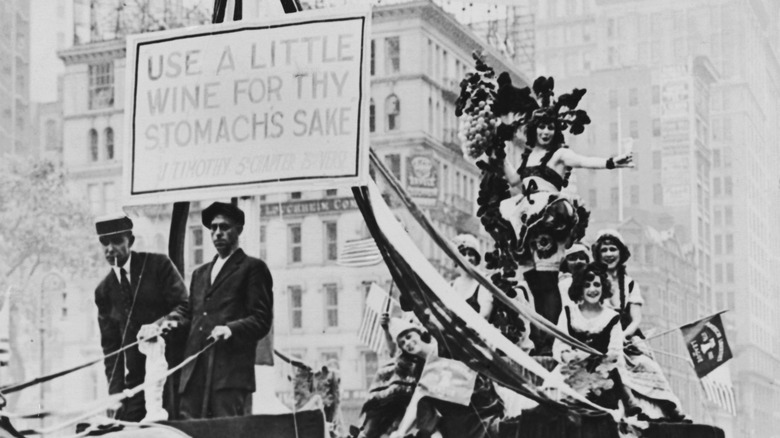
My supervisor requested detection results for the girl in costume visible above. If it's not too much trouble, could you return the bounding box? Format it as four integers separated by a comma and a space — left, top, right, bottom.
558, 242, 592, 308
552, 263, 624, 409
592, 230, 686, 421
491, 73, 632, 355
450, 233, 493, 319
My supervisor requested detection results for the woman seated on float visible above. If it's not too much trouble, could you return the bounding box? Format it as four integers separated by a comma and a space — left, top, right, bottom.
552, 262, 624, 409
450, 233, 493, 320
591, 230, 687, 421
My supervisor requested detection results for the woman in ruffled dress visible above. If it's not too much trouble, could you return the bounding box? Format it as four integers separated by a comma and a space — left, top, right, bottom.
592, 230, 686, 421
492, 74, 632, 354
552, 262, 624, 409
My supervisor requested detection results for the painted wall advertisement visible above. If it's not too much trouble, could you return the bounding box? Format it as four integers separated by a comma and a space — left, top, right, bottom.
658, 66, 693, 207
406, 155, 439, 198
123, 7, 370, 204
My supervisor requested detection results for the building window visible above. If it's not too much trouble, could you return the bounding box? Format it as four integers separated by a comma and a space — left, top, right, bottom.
88, 62, 114, 110
724, 206, 733, 225
45, 120, 57, 150
712, 149, 721, 167
629, 120, 638, 139
288, 224, 302, 263
104, 127, 114, 160
652, 119, 661, 137
725, 234, 733, 254
714, 208, 722, 226
715, 263, 723, 283
609, 89, 618, 109
324, 221, 338, 262
369, 98, 375, 132
652, 150, 661, 169
713, 177, 721, 196
384, 153, 401, 180
714, 234, 722, 254
724, 177, 733, 196
289, 285, 303, 329
363, 351, 378, 389
290, 191, 302, 200
259, 225, 267, 260
610, 187, 619, 207
651, 85, 660, 104
629, 88, 638, 106
385, 95, 400, 131
653, 184, 662, 205
588, 189, 597, 208
190, 226, 204, 266
324, 283, 339, 328
726, 263, 734, 283
325, 189, 338, 197
370, 39, 375, 76
385, 37, 400, 74
630, 185, 639, 205
89, 128, 98, 161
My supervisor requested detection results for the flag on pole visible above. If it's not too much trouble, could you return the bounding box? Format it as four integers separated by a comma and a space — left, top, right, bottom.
700, 365, 737, 415
680, 311, 732, 379
337, 237, 383, 267
357, 283, 397, 354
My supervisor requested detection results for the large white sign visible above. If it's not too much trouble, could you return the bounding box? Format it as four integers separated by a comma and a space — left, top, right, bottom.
124, 7, 370, 204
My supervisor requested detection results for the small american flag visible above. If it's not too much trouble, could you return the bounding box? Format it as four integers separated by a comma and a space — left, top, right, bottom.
357, 283, 397, 354
700, 366, 737, 415
337, 237, 383, 267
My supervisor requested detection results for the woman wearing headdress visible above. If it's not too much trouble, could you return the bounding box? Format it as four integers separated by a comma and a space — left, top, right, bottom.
450, 233, 493, 319
551, 262, 624, 409
491, 74, 633, 355
592, 230, 686, 421
558, 242, 592, 308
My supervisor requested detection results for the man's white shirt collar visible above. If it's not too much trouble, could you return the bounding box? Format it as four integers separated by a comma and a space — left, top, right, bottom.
211, 250, 236, 283
112, 252, 132, 285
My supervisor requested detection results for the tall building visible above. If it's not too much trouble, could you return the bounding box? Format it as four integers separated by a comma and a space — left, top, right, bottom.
0, 0, 31, 156
532, 0, 780, 436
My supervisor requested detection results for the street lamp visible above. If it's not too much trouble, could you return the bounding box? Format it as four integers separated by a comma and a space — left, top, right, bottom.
38, 271, 65, 434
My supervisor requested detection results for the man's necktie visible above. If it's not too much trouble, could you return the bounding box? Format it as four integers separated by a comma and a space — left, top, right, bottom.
119, 267, 133, 311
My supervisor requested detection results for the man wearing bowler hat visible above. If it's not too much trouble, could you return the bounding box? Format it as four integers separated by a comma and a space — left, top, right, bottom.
93, 214, 189, 421
179, 202, 274, 419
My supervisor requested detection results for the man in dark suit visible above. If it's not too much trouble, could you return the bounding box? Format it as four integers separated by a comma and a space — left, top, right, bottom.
93, 214, 189, 421
179, 202, 274, 419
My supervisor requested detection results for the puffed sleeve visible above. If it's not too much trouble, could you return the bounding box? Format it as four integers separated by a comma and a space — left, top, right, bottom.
626, 279, 644, 306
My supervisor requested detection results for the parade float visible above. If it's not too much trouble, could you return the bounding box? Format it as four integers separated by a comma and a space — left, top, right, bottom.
0, 2, 729, 437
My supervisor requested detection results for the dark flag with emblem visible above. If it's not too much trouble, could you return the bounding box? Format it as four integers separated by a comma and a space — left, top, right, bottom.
681, 312, 732, 379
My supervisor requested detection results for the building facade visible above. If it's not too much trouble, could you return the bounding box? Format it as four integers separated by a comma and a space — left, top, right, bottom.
532, 0, 780, 435
0, 0, 31, 156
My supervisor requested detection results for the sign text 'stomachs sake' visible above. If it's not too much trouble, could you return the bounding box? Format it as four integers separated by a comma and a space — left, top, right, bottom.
123, 8, 370, 203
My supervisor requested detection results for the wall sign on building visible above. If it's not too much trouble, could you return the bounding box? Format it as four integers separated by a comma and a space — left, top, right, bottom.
406, 155, 439, 198
123, 7, 370, 204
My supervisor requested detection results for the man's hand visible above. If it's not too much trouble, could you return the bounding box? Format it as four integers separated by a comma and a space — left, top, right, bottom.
209, 325, 232, 341
137, 324, 162, 341
379, 313, 390, 329
159, 320, 179, 335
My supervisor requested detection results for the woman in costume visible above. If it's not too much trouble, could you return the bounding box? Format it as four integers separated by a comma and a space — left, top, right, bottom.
552, 263, 624, 409
558, 242, 592, 309
491, 74, 632, 355
450, 233, 493, 319
592, 230, 686, 421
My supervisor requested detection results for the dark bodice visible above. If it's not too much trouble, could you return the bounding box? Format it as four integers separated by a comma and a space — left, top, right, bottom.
565, 307, 621, 355
516, 148, 564, 191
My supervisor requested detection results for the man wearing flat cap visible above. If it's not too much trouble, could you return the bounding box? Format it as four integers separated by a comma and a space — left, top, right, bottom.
93, 214, 189, 421
178, 202, 274, 419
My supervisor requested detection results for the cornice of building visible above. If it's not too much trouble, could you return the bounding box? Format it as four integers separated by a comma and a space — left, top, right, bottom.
58, 39, 126, 66
372, 1, 530, 88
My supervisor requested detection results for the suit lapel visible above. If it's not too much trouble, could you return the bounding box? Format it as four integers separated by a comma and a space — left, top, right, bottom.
206, 249, 246, 298
130, 251, 145, 291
